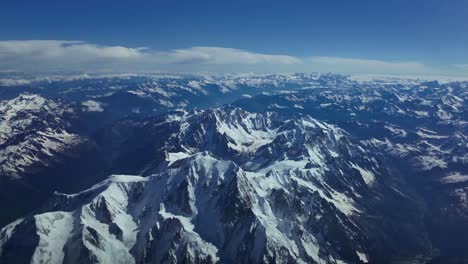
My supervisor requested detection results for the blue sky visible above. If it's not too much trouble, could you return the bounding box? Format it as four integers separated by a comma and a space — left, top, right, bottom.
1, 0, 467, 75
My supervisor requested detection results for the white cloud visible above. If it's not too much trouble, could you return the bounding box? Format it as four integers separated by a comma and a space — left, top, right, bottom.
161, 47, 301, 65
0, 40, 301, 72
0, 40, 147, 72
0, 40, 145, 61
306, 56, 433, 75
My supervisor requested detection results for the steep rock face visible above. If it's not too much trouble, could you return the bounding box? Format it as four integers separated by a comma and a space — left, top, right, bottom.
0, 93, 82, 178
0, 108, 430, 263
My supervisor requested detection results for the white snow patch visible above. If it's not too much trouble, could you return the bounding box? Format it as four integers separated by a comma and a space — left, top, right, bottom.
413, 110, 429, 117
167, 152, 191, 165
384, 125, 407, 137
351, 163, 376, 186
31, 212, 74, 264
82, 100, 104, 112
293, 104, 304, 109
415, 128, 448, 139
356, 251, 369, 263
441, 172, 468, 184
268, 103, 287, 109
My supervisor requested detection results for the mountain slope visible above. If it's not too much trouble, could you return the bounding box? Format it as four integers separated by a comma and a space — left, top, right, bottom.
232, 78, 468, 259
0, 93, 83, 178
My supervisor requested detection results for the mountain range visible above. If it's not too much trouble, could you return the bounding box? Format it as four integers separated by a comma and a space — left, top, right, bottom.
0, 73, 466, 263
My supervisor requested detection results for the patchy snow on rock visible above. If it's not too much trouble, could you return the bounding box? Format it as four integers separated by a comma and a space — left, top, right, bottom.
436, 108, 452, 120
414, 156, 448, 171
416, 128, 448, 139
0, 94, 82, 178
413, 110, 429, 117
384, 125, 407, 137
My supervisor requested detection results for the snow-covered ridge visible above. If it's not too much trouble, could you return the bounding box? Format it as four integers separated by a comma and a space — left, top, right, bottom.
231, 76, 467, 174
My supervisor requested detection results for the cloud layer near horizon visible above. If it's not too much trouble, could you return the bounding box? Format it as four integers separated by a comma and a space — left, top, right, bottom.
0, 40, 300, 71
0, 40, 464, 76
